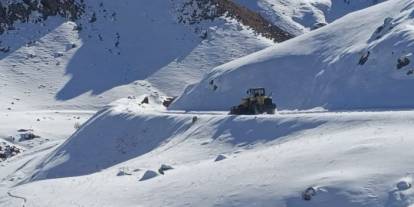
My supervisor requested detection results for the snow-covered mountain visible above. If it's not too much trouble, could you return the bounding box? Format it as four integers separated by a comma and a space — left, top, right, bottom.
0, 0, 385, 111
234, 0, 386, 35
3, 0, 414, 207
0, 0, 277, 111
172, 0, 414, 111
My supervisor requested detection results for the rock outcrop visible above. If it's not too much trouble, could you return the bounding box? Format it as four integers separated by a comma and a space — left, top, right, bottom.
0, 0, 84, 34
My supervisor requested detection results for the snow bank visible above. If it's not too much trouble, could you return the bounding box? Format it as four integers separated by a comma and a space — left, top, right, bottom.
9, 106, 414, 207
172, 0, 414, 111
27, 99, 324, 181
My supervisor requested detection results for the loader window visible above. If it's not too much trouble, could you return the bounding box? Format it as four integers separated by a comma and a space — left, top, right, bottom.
248, 88, 265, 97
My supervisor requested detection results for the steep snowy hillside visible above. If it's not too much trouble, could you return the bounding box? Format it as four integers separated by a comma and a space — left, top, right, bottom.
235, 0, 385, 35
2, 98, 414, 207
0, 0, 275, 111
172, 0, 414, 111
3, 1, 414, 207
0, 0, 277, 199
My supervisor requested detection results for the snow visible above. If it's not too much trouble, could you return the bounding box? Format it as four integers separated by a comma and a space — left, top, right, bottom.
0, 110, 93, 147
172, 0, 414, 111
2, 0, 414, 206
0, 2, 274, 202
2, 99, 414, 206
0, 0, 273, 113
234, 0, 385, 35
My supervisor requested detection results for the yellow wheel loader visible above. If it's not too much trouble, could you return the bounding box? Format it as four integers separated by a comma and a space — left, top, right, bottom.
230, 88, 276, 115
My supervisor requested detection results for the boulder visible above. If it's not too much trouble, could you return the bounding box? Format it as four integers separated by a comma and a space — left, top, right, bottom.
397, 56, 410, 69
139, 170, 158, 181
214, 154, 227, 162
158, 164, 174, 175
302, 187, 317, 201
20, 132, 39, 140
397, 180, 412, 191
117, 168, 132, 176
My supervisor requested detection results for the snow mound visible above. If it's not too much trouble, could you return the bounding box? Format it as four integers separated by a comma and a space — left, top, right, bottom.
28, 108, 191, 180
11, 109, 414, 207
26, 99, 324, 181
172, 0, 414, 111
109, 94, 168, 113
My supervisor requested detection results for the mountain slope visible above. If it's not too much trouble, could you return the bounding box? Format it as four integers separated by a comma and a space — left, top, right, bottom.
234, 0, 386, 35
4, 1, 414, 207
3, 98, 414, 207
0, 0, 274, 111
172, 0, 414, 111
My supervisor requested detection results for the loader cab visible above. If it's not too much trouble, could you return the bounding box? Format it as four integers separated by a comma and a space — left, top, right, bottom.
247, 88, 266, 97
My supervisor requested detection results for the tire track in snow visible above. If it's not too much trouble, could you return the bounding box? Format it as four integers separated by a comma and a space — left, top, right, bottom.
7, 191, 26, 207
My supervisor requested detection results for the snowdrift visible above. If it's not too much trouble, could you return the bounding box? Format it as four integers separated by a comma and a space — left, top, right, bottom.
172, 0, 414, 111
28, 98, 323, 181
10, 100, 414, 207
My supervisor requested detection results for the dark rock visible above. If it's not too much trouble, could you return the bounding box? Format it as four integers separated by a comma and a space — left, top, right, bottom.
141, 97, 149, 104
200, 30, 208, 39
397, 180, 412, 191
158, 164, 174, 175
41, 0, 60, 16
117, 169, 132, 176
311, 22, 327, 30
20, 132, 39, 140
0, 0, 84, 34
192, 116, 198, 123
139, 170, 158, 181
214, 154, 227, 162
54, 52, 64, 58
397, 56, 410, 69
302, 187, 317, 201
0, 144, 21, 160
358, 51, 370, 65
371, 17, 395, 40
73, 24, 82, 31
89, 12, 97, 23
162, 97, 176, 107
0, 47, 10, 53
176, 0, 293, 42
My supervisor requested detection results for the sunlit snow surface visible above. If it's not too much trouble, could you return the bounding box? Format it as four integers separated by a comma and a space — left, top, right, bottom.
2, 0, 414, 207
